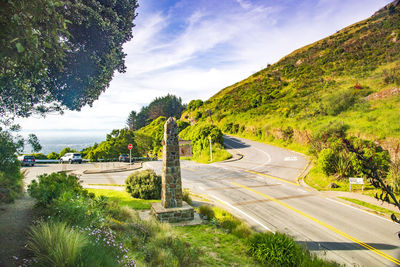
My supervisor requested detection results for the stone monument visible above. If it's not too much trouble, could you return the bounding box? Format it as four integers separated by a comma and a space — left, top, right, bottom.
151, 117, 194, 223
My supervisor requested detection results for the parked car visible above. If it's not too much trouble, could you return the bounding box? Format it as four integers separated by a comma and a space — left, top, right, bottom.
60, 153, 82, 164
119, 154, 130, 162
18, 155, 35, 167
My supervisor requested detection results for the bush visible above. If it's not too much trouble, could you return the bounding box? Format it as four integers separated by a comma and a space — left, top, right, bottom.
27, 221, 88, 267
248, 232, 304, 266
125, 169, 161, 200
322, 88, 358, 115
28, 172, 84, 205
198, 205, 214, 219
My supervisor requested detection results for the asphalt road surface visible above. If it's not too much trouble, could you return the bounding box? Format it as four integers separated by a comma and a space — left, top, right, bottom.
23, 135, 400, 266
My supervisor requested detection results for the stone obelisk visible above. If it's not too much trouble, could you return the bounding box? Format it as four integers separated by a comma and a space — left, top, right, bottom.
161, 117, 182, 208
151, 117, 194, 223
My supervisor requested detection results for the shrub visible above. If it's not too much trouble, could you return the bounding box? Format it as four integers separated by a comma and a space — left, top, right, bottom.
390, 159, 400, 193
248, 232, 303, 266
27, 221, 88, 267
182, 189, 192, 205
125, 169, 161, 200
28, 172, 83, 205
46, 191, 105, 227
198, 204, 214, 219
318, 149, 337, 176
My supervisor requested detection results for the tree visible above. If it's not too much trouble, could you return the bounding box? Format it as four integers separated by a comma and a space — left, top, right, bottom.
134, 94, 185, 129
126, 111, 137, 131
0, 0, 138, 118
27, 134, 42, 153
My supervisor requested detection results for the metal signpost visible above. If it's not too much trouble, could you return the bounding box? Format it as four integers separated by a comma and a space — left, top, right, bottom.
349, 177, 364, 192
128, 143, 133, 168
209, 136, 213, 162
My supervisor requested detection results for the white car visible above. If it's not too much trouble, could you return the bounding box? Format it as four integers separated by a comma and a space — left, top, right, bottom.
60, 153, 82, 164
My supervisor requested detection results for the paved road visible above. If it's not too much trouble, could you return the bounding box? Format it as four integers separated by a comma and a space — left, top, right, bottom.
23, 136, 400, 266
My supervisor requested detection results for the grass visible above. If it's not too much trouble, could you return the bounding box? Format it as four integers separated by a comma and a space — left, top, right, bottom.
87, 183, 124, 186
339, 197, 400, 218
86, 188, 159, 210
175, 225, 258, 266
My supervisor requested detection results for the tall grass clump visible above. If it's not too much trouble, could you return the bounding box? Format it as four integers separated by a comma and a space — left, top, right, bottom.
182, 188, 192, 205
27, 221, 87, 267
248, 232, 340, 267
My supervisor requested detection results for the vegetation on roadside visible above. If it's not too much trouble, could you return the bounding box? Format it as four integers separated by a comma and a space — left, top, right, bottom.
125, 169, 161, 200
339, 197, 400, 218
182, 3, 400, 221
179, 122, 232, 163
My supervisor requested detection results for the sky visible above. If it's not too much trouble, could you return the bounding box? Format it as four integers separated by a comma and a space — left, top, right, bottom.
17, 0, 392, 146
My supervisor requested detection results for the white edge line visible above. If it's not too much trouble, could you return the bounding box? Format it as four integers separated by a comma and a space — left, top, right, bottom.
209, 194, 274, 232
226, 137, 272, 168
325, 197, 395, 223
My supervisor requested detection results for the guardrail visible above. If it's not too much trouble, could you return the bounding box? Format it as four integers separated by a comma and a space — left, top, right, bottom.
34, 157, 157, 163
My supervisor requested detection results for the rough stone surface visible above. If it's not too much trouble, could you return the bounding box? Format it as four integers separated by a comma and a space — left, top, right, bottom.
151, 201, 194, 223
161, 117, 183, 208
152, 117, 194, 223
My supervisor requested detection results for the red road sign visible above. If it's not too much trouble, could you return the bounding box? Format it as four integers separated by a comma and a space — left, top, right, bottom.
128, 144, 133, 150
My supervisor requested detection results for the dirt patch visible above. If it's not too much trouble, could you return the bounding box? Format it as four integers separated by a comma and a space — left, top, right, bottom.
366, 87, 400, 101
0, 194, 35, 267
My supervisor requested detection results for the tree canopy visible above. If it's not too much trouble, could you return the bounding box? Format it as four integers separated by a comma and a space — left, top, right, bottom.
127, 94, 185, 130
0, 0, 138, 118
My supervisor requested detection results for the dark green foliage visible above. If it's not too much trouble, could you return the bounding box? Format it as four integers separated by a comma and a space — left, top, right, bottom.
47, 152, 60, 160
28, 153, 47, 160
187, 99, 204, 111
0, 130, 23, 202
126, 110, 138, 131
28, 172, 83, 206
132, 94, 186, 129
125, 169, 161, 200
1, 0, 138, 117
85, 128, 138, 161
180, 124, 224, 157
248, 232, 303, 266
247, 232, 340, 267
198, 205, 215, 219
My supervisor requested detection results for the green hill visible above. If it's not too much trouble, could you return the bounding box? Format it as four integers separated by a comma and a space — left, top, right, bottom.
183, 2, 400, 158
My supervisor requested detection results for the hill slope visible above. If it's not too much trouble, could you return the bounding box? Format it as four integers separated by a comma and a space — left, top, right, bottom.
183, 2, 400, 158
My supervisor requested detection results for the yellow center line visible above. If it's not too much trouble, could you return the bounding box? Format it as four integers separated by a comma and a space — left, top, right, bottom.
232, 181, 400, 266
246, 170, 300, 186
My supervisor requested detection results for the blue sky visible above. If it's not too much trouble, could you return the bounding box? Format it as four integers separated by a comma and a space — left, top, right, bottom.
17, 0, 391, 141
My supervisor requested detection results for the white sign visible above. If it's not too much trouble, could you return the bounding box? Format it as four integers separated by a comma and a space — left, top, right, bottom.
349, 178, 364, 184
349, 177, 364, 192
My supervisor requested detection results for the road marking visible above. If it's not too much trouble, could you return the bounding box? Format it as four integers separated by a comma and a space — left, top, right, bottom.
226, 137, 272, 167
209, 194, 273, 232
284, 156, 298, 161
232, 182, 400, 266
246, 170, 300, 186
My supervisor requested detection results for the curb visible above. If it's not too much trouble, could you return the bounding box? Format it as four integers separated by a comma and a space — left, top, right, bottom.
83, 162, 143, 174
219, 153, 244, 163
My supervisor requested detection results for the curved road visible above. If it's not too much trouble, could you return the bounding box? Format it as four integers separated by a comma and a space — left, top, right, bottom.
24, 135, 400, 266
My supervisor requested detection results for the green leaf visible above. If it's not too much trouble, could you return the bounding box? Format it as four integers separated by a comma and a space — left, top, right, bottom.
15, 42, 25, 53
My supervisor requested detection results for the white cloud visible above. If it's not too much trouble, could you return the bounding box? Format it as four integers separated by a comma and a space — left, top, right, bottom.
17, 0, 393, 143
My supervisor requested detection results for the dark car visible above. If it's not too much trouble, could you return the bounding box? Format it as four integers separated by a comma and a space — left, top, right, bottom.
119, 154, 130, 162
18, 155, 36, 167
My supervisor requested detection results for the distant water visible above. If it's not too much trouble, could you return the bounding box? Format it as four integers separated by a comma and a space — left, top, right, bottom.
23, 135, 105, 155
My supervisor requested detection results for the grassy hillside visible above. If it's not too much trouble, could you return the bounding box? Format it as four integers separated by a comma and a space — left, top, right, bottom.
183, 3, 400, 157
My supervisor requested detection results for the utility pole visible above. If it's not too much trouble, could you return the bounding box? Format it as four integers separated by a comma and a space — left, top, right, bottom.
209, 135, 213, 162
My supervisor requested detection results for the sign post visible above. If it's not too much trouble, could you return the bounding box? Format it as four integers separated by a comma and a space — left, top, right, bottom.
349, 177, 364, 192
209, 136, 213, 162
128, 144, 133, 168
